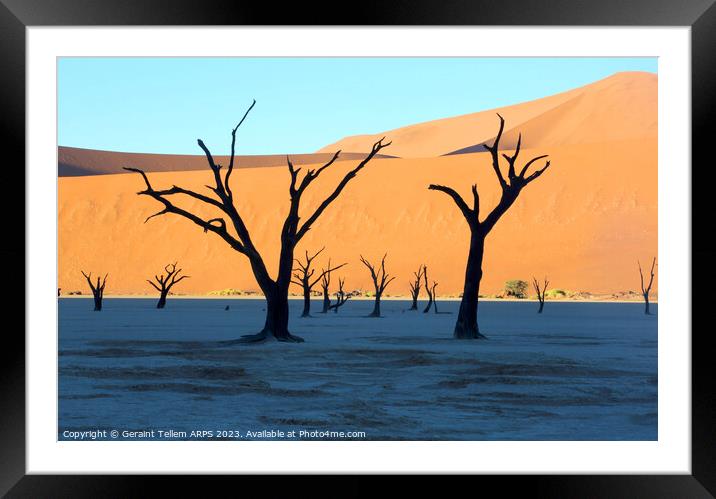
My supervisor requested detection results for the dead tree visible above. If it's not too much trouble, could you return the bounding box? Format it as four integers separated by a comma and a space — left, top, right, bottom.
319, 257, 347, 314
423, 267, 434, 313
408, 264, 426, 311
428, 114, 552, 339
430, 281, 440, 314
328, 277, 350, 313
360, 253, 396, 318
125, 100, 390, 342
292, 248, 346, 317
320, 258, 332, 313
80, 271, 108, 311
532, 276, 549, 314
639, 257, 657, 315
147, 262, 190, 309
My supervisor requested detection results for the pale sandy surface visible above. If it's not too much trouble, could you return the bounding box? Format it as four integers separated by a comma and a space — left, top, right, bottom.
58, 298, 658, 441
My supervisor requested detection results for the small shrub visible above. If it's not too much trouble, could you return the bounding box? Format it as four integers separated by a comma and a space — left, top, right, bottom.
208, 288, 244, 296
544, 289, 568, 299
504, 280, 528, 299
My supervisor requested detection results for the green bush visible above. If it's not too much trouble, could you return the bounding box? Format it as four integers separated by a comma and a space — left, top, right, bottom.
544, 289, 568, 299
504, 280, 528, 299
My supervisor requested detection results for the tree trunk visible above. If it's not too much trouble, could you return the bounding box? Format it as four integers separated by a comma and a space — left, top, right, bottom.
423, 294, 433, 313
301, 287, 311, 317
157, 291, 168, 309
369, 294, 381, 317
454, 231, 487, 339
644, 294, 650, 315
321, 289, 330, 313
537, 300, 544, 314
238, 247, 304, 343
264, 239, 302, 341
93, 293, 102, 312
409, 294, 418, 311
261, 291, 292, 339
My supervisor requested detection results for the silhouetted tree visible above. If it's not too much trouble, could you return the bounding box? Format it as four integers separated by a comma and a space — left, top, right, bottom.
431, 281, 440, 314
80, 271, 108, 311
320, 258, 332, 313
428, 114, 552, 339
532, 276, 549, 314
360, 253, 396, 318
408, 264, 426, 310
423, 267, 434, 313
147, 262, 190, 309
125, 100, 390, 342
292, 248, 346, 317
328, 277, 350, 313
319, 257, 347, 314
639, 257, 657, 315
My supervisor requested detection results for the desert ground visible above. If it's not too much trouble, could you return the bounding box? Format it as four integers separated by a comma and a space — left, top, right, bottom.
58, 72, 657, 298
59, 298, 657, 441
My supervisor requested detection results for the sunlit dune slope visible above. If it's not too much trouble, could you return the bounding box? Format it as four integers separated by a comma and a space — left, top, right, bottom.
317, 72, 656, 158
58, 139, 657, 296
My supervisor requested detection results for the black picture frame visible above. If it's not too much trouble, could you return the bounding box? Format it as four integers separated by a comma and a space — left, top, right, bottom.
2, 0, 713, 496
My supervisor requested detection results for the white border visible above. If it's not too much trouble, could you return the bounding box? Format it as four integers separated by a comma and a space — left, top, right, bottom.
27, 27, 691, 474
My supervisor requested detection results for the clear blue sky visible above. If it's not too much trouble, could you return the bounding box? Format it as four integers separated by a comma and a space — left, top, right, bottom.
58, 57, 657, 155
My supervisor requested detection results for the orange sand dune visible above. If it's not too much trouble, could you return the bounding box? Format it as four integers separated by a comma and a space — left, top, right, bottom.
58, 146, 392, 177
318, 72, 656, 158
58, 139, 657, 297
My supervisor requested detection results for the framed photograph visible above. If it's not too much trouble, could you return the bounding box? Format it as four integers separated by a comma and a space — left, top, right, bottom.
4, 0, 714, 496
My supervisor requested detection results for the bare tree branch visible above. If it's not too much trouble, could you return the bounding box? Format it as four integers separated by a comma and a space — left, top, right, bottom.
360, 253, 395, 295
123, 167, 248, 255
639, 257, 657, 294
484, 113, 508, 189
502, 132, 521, 179
524, 160, 551, 183
310, 262, 348, 289
196, 139, 227, 200
428, 184, 474, 222
310, 150, 342, 182
409, 264, 426, 309
152, 185, 226, 211
225, 99, 256, 200
518, 155, 550, 178
471, 184, 480, 218
295, 138, 391, 241
287, 156, 302, 197
328, 277, 350, 313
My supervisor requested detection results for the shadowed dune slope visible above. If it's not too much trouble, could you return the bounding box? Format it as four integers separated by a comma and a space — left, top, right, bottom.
58, 146, 393, 177
317, 72, 656, 158
59, 139, 657, 296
